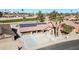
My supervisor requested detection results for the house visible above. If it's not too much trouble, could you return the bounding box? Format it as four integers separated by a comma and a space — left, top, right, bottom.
19, 22, 54, 35
64, 15, 76, 21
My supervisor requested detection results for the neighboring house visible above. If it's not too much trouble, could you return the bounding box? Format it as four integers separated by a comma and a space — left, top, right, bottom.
64, 15, 76, 21
60, 22, 79, 34
19, 22, 53, 35
2, 13, 37, 18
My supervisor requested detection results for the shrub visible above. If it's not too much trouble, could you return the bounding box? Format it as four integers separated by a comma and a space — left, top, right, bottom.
61, 24, 74, 34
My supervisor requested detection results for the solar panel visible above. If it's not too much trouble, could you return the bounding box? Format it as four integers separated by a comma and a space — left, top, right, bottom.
37, 23, 46, 25
20, 23, 37, 27
20, 23, 46, 27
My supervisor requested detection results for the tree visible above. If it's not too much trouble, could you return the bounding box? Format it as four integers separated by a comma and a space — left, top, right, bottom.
75, 15, 79, 21
57, 13, 64, 23
21, 9, 24, 13
49, 10, 58, 22
37, 11, 45, 22
71, 10, 72, 13
21, 9, 25, 19
49, 10, 58, 36
49, 10, 64, 36
65, 13, 70, 16
49, 11, 64, 22
74, 12, 79, 21
0, 12, 3, 17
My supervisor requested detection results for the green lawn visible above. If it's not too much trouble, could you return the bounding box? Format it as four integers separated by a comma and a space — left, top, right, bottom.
0, 18, 38, 23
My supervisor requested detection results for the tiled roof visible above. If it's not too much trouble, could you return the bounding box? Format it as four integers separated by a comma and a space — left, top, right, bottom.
19, 22, 53, 32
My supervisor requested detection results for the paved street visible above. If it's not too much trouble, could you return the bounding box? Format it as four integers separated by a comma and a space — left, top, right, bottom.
38, 40, 79, 50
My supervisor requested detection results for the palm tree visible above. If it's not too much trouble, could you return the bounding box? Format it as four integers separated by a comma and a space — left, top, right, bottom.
21, 9, 24, 13
21, 9, 25, 19
37, 11, 45, 22
49, 10, 64, 36
71, 10, 72, 13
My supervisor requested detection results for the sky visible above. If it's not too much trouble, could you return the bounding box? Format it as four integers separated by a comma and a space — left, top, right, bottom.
0, 0, 79, 13
0, 0, 79, 9
0, 9, 79, 13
